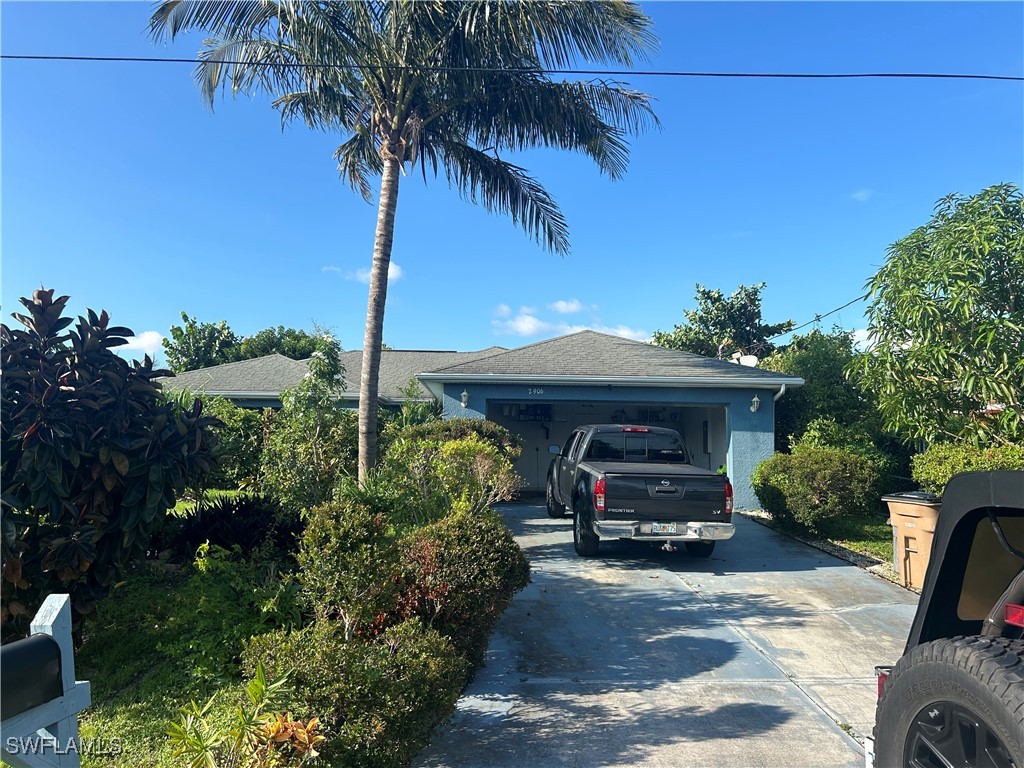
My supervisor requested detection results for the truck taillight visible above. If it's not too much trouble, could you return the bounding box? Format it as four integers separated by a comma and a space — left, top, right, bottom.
594, 477, 606, 512
1006, 603, 1024, 628
874, 665, 892, 699
724, 481, 734, 514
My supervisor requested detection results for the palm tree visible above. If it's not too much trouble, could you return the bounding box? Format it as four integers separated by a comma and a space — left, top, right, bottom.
150, 1, 660, 482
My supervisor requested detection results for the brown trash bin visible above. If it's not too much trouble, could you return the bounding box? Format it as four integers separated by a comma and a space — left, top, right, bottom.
883, 492, 942, 590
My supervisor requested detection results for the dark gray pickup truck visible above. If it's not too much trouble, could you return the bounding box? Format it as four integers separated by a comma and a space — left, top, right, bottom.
545, 424, 735, 558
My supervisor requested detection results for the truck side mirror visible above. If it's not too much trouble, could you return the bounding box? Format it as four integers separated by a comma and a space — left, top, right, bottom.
548, 444, 561, 456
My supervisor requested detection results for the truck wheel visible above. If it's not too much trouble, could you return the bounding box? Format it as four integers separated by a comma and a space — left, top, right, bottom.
685, 541, 715, 558
546, 477, 566, 519
573, 499, 599, 557
873, 636, 1024, 768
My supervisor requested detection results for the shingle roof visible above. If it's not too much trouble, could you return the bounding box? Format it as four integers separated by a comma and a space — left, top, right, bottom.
421, 330, 802, 383
163, 347, 510, 401
162, 354, 311, 395
340, 347, 507, 400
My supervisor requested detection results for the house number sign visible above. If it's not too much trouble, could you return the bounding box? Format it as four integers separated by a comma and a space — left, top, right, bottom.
527, 388, 544, 395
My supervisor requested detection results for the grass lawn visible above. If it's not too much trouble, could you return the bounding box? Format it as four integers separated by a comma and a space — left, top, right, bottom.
821, 514, 895, 564
76, 549, 296, 768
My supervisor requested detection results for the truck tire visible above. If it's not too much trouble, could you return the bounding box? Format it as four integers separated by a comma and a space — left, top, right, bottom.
546, 476, 566, 519
573, 499, 599, 557
873, 635, 1024, 768
685, 541, 715, 558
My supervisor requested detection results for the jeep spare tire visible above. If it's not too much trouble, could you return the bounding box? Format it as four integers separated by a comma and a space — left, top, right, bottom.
873, 635, 1024, 767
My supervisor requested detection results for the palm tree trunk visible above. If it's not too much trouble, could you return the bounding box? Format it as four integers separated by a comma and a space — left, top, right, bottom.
358, 154, 402, 483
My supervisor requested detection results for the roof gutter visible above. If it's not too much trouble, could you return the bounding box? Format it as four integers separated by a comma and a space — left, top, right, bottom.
774, 383, 787, 402
416, 373, 804, 389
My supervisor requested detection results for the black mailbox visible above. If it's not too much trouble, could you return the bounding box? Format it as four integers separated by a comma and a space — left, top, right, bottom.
0, 633, 63, 720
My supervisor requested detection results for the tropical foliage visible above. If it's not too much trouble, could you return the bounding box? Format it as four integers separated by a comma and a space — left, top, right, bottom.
1, 289, 217, 637
150, 0, 660, 480
162, 313, 323, 373
653, 282, 795, 359
851, 183, 1024, 444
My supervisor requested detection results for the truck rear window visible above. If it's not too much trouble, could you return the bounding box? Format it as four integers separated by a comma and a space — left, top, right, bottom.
586, 433, 690, 463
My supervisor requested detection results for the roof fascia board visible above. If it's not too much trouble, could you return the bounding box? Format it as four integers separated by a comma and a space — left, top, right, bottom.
416, 373, 804, 388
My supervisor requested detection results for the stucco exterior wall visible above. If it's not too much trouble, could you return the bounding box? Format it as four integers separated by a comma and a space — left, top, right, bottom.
439, 381, 778, 509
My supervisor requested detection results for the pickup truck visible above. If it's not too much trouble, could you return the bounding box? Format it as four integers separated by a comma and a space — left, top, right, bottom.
545, 424, 735, 558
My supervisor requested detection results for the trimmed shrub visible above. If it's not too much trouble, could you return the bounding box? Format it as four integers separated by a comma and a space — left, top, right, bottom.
296, 500, 402, 640
381, 435, 521, 520
399, 509, 530, 667
388, 418, 522, 462
793, 417, 914, 495
751, 454, 792, 525
752, 446, 882, 533
243, 619, 467, 768
911, 442, 1024, 495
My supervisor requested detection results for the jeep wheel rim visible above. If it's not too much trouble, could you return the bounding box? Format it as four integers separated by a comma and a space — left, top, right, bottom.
905, 700, 1015, 768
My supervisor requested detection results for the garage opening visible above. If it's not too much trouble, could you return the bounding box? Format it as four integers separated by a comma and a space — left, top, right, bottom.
486, 401, 728, 493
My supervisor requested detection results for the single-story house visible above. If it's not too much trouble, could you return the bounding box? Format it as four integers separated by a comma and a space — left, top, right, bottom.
164, 330, 803, 509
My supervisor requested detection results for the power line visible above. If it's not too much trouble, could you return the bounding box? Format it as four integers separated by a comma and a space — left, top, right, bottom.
2, 54, 1022, 81
773, 294, 869, 340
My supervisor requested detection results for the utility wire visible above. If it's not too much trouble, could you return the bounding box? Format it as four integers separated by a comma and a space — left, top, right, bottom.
2, 54, 1023, 81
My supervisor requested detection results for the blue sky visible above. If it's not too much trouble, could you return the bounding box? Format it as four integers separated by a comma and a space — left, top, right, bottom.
3, 1, 1022, 363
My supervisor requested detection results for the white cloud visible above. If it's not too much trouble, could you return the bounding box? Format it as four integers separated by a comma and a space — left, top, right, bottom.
120, 330, 163, 358
348, 263, 404, 284
851, 328, 875, 350
492, 311, 556, 337
549, 298, 584, 314
850, 188, 874, 202
494, 304, 512, 318
321, 265, 342, 274
492, 310, 649, 342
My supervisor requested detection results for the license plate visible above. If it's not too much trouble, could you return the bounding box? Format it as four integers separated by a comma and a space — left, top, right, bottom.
652, 522, 677, 534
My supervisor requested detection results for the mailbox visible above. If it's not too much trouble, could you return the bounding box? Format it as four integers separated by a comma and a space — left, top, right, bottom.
0, 633, 64, 720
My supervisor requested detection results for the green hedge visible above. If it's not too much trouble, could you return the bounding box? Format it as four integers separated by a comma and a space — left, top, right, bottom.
752, 446, 882, 533
243, 619, 466, 768
399, 508, 531, 667
911, 442, 1024, 495
387, 418, 522, 461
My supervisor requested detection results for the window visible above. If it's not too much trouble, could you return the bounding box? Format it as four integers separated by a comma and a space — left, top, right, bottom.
585, 432, 690, 464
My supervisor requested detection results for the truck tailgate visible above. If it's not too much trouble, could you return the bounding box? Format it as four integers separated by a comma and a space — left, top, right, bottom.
585, 462, 729, 521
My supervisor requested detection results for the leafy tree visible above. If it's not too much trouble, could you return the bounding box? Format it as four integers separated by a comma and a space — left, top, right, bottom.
1, 289, 217, 637
653, 283, 795, 359
238, 325, 320, 362
162, 312, 240, 373
150, 1, 659, 482
851, 184, 1024, 444
762, 328, 878, 450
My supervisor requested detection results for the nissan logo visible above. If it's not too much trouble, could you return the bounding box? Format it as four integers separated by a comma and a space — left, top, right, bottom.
661, 479, 671, 486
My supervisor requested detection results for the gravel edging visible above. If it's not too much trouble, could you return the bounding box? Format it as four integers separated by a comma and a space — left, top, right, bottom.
737, 509, 911, 590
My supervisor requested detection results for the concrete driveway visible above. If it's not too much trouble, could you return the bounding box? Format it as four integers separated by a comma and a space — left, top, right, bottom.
416, 504, 919, 768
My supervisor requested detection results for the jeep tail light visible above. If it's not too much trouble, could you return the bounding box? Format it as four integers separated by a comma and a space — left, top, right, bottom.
1006, 603, 1024, 629
594, 477, 606, 512
874, 665, 892, 699
724, 481, 734, 515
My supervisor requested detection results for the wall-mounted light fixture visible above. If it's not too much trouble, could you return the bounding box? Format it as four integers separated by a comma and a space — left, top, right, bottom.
460, 390, 469, 408
750, 394, 761, 413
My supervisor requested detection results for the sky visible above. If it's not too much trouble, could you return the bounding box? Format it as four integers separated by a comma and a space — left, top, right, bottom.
2, 1, 1022, 363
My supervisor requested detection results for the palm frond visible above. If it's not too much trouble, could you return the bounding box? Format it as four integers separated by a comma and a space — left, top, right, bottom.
437, 141, 570, 256
149, 0, 279, 42
333, 131, 382, 202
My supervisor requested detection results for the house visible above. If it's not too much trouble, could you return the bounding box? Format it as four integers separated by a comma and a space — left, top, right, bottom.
163, 331, 803, 509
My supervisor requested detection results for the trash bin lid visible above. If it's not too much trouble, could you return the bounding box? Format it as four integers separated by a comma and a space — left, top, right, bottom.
881, 490, 941, 505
